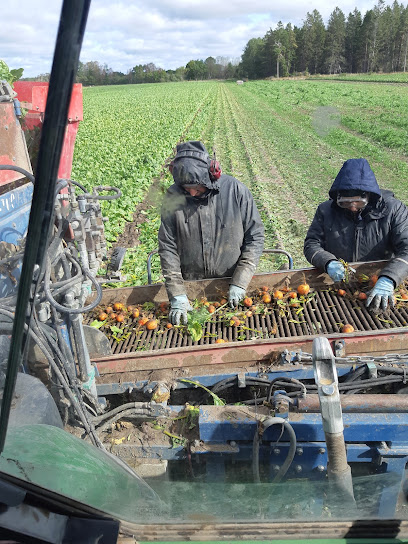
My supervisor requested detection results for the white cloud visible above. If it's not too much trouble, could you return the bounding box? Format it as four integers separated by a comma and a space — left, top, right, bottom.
0, 0, 389, 77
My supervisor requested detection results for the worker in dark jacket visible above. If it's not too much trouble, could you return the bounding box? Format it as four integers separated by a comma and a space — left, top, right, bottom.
304, 158, 408, 310
158, 141, 264, 324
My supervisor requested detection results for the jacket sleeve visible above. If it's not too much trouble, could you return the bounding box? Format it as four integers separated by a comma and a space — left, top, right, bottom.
304, 206, 338, 271
379, 200, 408, 286
231, 185, 265, 290
158, 208, 186, 300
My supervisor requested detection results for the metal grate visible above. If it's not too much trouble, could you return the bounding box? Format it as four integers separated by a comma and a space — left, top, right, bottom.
85, 286, 408, 354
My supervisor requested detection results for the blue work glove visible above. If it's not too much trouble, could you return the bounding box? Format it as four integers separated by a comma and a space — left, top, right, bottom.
169, 295, 193, 325
326, 260, 345, 282
366, 277, 395, 311
229, 284, 246, 308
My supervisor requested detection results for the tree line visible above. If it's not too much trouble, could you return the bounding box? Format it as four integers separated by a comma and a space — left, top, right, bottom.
242, 0, 408, 78
25, 57, 240, 85
25, 0, 408, 85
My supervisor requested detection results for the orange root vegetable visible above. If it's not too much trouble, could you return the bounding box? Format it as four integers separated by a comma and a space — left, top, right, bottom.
146, 319, 158, 330
297, 284, 310, 296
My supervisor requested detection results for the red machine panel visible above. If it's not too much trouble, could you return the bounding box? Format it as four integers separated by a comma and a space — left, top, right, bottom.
12, 81, 83, 179
0, 102, 33, 186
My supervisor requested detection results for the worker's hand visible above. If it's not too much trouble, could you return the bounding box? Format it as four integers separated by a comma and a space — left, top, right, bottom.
169, 295, 192, 325
326, 260, 345, 282
228, 285, 246, 308
366, 276, 395, 311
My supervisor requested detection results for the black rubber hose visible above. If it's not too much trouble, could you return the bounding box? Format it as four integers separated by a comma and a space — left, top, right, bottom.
0, 319, 101, 445
68, 179, 88, 193
95, 409, 157, 434
0, 165, 35, 183
0, 306, 103, 448
92, 402, 155, 425
0, 0, 91, 454
253, 417, 297, 484
43, 256, 102, 314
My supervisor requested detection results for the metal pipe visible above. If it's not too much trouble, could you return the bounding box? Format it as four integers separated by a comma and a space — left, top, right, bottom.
262, 248, 294, 270
297, 394, 408, 412
313, 337, 355, 505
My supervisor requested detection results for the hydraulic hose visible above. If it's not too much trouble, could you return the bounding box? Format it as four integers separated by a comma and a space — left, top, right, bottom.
92, 402, 162, 425
95, 408, 158, 434
0, 306, 102, 448
0, 165, 35, 184
0, 319, 101, 444
252, 417, 297, 484
68, 179, 88, 193
43, 256, 102, 314
0, 0, 92, 454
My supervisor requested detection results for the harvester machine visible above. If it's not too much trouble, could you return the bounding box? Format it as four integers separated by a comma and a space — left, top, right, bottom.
0, 4, 408, 541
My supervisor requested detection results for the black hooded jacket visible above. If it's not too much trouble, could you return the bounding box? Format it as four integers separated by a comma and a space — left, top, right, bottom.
158, 174, 265, 299
304, 159, 408, 286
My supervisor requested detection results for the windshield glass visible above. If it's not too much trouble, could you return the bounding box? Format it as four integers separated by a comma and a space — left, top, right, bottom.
1, 0, 408, 539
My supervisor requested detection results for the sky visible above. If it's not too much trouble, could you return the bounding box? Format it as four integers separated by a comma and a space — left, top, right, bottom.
3, 0, 381, 78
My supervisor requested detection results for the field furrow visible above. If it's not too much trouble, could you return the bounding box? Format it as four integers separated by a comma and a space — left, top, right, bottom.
71, 76, 408, 286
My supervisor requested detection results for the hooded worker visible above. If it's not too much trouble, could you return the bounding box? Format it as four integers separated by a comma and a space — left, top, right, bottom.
158, 141, 264, 325
304, 158, 408, 310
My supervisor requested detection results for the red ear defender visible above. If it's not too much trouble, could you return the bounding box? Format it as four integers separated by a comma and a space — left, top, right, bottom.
209, 150, 222, 181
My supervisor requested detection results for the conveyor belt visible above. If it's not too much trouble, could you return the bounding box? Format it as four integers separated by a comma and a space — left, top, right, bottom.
85, 285, 408, 355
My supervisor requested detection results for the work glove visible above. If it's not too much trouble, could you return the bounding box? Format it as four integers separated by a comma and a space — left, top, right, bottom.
326, 260, 345, 282
366, 276, 395, 311
228, 284, 246, 308
169, 295, 193, 325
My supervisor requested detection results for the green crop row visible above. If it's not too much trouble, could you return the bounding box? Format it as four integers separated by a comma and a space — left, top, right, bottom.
71, 78, 408, 287
71, 82, 217, 244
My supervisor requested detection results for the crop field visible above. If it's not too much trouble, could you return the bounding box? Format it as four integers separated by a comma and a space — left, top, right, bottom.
71, 76, 408, 286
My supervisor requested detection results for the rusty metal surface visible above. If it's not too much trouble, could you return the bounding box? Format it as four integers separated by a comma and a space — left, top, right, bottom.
94, 330, 408, 379
98, 261, 386, 305
119, 519, 408, 541
0, 102, 32, 185
297, 394, 408, 412
90, 261, 408, 381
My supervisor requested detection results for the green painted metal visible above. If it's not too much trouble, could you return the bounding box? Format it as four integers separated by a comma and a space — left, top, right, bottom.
0, 424, 161, 522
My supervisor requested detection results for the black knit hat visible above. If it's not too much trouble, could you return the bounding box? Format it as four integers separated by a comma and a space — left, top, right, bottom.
171, 141, 217, 190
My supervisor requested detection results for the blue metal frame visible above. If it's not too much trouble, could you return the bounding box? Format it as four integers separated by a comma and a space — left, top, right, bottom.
0, 182, 33, 298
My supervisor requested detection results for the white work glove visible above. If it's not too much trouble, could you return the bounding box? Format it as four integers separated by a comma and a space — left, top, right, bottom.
326, 260, 345, 282
169, 295, 192, 325
228, 285, 246, 308
366, 277, 395, 311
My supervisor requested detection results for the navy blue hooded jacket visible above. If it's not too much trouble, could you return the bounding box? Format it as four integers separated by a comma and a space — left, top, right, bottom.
304, 159, 408, 286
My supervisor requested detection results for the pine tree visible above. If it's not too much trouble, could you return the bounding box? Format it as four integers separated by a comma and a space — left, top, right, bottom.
301, 10, 326, 74
324, 7, 346, 73
345, 9, 363, 72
